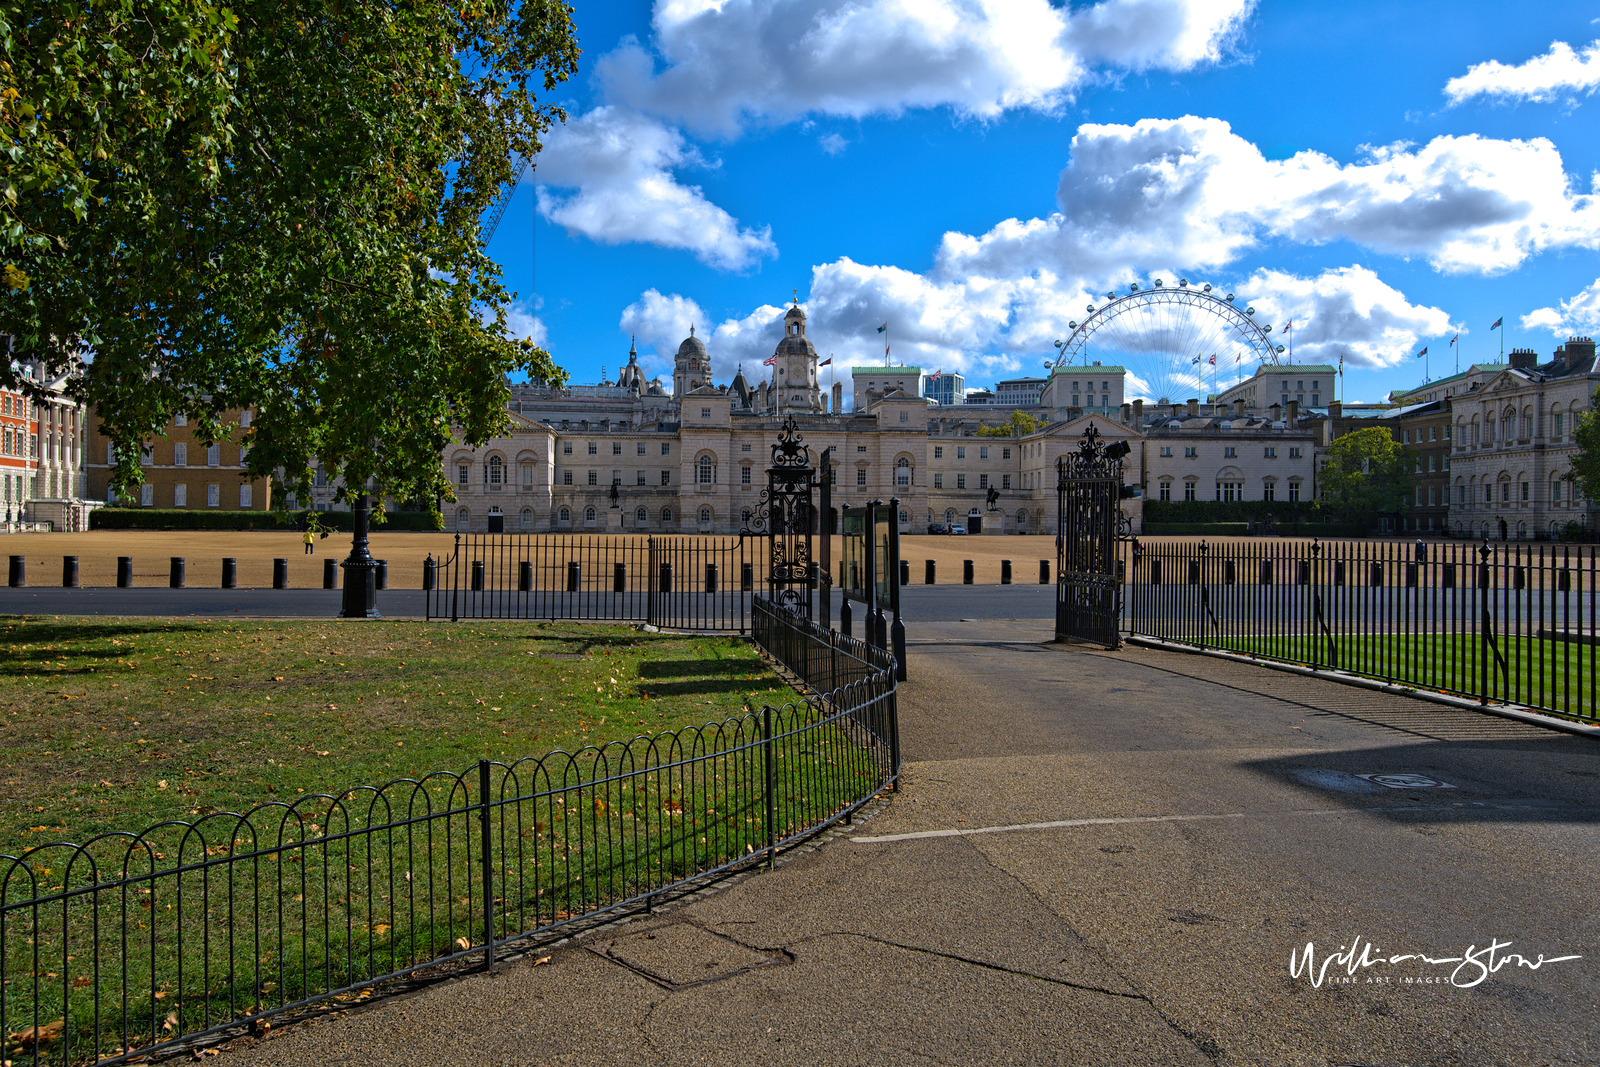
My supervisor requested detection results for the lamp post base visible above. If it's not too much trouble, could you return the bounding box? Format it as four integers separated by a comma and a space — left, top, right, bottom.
339, 493, 382, 619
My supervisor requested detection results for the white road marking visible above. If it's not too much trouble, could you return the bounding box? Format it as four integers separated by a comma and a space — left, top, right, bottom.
851, 807, 1388, 844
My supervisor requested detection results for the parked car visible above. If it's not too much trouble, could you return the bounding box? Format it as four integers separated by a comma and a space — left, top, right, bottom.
927, 523, 947, 535
948, 524, 967, 535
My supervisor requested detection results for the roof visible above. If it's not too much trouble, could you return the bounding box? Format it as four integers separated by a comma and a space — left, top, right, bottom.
851, 365, 924, 375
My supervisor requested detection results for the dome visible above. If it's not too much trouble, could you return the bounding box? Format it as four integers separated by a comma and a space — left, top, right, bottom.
676, 332, 708, 360
785, 303, 806, 322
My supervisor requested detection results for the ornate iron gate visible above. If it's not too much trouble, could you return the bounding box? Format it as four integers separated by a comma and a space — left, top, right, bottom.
1056, 425, 1127, 648
743, 416, 824, 618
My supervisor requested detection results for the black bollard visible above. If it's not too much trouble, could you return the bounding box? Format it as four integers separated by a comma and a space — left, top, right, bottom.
62, 556, 78, 588
899, 559, 909, 586
116, 556, 132, 588
1001, 559, 1012, 585
963, 559, 973, 585
519, 561, 533, 593
659, 562, 672, 592
839, 596, 852, 640
272, 558, 288, 589
705, 562, 718, 594
740, 562, 753, 591
471, 560, 485, 592
169, 557, 185, 589
1039, 559, 1049, 584
925, 559, 935, 585
566, 561, 580, 592
8, 555, 24, 588
422, 555, 435, 592
375, 560, 388, 591
326, 557, 339, 589
613, 562, 626, 594
221, 558, 237, 589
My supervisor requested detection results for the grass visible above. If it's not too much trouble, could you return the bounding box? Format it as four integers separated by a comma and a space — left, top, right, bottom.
1212, 629, 1600, 721
0, 617, 889, 1064
0, 617, 793, 847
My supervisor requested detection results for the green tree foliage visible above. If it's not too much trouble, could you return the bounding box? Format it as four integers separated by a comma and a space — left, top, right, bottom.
975, 410, 1039, 437
1566, 388, 1600, 504
2, 0, 579, 515
1318, 425, 1412, 521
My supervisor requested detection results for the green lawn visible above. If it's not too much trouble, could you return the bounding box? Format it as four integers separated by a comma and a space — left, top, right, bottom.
1213, 629, 1600, 721
0, 617, 792, 849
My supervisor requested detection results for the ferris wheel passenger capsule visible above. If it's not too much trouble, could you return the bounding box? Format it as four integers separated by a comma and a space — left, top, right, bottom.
1203, 283, 1212, 292
1276, 345, 1286, 354
1154, 279, 1163, 287
1180, 279, 1189, 287
1225, 293, 1234, 301
1263, 324, 1272, 332
1246, 307, 1256, 315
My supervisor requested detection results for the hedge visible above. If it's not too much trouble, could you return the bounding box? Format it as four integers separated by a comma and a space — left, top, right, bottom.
1141, 522, 1251, 536
90, 509, 444, 532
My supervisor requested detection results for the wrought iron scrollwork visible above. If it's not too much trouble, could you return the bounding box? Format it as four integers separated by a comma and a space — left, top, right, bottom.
1056, 425, 1127, 648
743, 417, 820, 616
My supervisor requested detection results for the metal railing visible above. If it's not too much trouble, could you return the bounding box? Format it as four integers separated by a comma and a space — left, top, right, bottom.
1127, 538, 1600, 723
426, 534, 765, 632
0, 615, 898, 1065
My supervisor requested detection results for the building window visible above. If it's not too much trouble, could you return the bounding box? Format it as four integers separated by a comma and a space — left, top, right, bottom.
662, 507, 673, 523
1288, 448, 1302, 459
934, 446, 943, 459
896, 458, 910, 486
1002, 474, 1011, 490
1262, 481, 1274, 501
858, 468, 868, 486
174, 484, 187, 507
699, 508, 711, 524
1159, 482, 1171, 502
563, 442, 572, 455
240, 484, 253, 508
701, 408, 711, 419
140, 484, 153, 507
956, 473, 966, 490
741, 465, 752, 485
636, 507, 648, 522
1287, 482, 1300, 503
661, 470, 671, 486
1159, 446, 1172, 457
698, 456, 714, 484
900, 411, 909, 422
662, 443, 671, 456
459, 507, 472, 528
1553, 479, 1563, 503
174, 442, 187, 466
173, 414, 187, 427
856, 445, 867, 452
1522, 481, 1530, 502
207, 443, 220, 466
934, 473, 943, 489
1184, 447, 1197, 458
588, 442, 597, 455
637, 470, 647, 485
979, 473, 989, 490
1002, 447, 1011, 459
1311, 395, 1319, 406
612, 470, 621, 486
588, 471, 598, 486
584, 506, 596, 522
206, 483, 220, 507
239, 410, 252, 428
562, 470, 572, 485
980, 447, 989, 460
1263, 447, 1275, 458
1428, 485, 1438, 506
957, 446, 966, 460
522, 462, 534, 486
488, 456, 503, 484
1183, 482, 1196, 501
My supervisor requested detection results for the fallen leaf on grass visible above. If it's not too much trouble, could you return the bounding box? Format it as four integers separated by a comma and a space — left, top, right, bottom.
10, 1019, 63, 1045
454, 937, 472, 951
533, 956, 552, 966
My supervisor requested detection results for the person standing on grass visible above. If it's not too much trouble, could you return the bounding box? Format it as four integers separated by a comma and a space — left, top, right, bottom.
304, 529, 315, 555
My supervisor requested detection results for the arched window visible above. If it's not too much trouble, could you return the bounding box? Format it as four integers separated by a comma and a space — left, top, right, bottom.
520, 507, 533, 526
896, 457, 911, 487
456, 507, 470, 529
1016, 510, 1028, 526
488, 456, 503, 484
584, 506, 597, 522
636, 506, 648, 522
521, 461, 534, 486
698, 455, 714, 484
740, 508, 752, 524
662, 507, 673, 523
558, 506, 571, 522
699, 507, 711, 523
945, 508, 955, 523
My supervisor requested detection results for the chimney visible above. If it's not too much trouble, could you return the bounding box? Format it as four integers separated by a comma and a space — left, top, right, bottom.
832, 381, 843, 413
1171, 403, 1184, 419
1132, 398, 1144, 423
1329, 400, 1342, 419
1287, 400, 1299, 423
1187, 398, 1200, 417
1120, 402, 1132, 423
1509, 348, 1538, 371
1233, 399, 1246, 417
1270, 402, 1282, 422
1565, 336, 1597, 370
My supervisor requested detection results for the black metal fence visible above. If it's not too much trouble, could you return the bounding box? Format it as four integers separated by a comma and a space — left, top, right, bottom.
426, 535, 764, 632
0, 614, 897, 1065
1127, 538, 1600, 724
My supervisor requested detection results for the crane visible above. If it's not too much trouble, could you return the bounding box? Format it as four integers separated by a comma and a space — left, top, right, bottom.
480, 153, 530, 244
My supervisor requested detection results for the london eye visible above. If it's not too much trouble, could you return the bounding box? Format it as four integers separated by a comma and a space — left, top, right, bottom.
1050, 280, 1286, 404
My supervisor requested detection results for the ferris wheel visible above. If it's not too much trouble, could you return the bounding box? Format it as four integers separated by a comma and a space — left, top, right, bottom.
1050, 280, 1285, 404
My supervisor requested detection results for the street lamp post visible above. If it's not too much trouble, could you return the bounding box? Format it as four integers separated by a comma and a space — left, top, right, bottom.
340, 493, 380, 618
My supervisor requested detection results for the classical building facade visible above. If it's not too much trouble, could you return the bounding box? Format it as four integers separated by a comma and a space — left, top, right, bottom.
84, 409, 273, 513
2, 355, 90, 530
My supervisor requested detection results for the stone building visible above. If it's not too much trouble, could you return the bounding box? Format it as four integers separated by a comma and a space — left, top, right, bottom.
2, 355, 90, 530
1447, 338, 1598, 540
1140, 400, 1316, 507
84, 410, 272, 513
1393, 400, 1452, 533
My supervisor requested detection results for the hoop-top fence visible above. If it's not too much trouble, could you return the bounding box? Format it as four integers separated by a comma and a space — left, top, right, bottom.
1127, 538, 1600, 723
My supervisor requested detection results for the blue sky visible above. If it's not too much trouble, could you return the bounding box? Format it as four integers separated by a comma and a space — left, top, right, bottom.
491, 0, 1600, 407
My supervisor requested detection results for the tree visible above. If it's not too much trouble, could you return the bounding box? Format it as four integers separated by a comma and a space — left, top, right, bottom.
1318, 426, 1412, 523
1566, 388, 1600, 506
975, 410, 1038, 437
2, 0, 579, 515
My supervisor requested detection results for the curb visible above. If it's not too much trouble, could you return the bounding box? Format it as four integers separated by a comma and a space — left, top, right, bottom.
1124, 634, 1600, 741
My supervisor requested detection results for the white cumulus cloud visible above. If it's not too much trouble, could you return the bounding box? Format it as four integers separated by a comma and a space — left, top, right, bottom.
1232, 266, 1454, 371
1523, 278, 1600, 336
937, 116, 1600, 280
1446, 39, 1600, 105
533, 107, 777, 270
599, 0, 1255, 137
